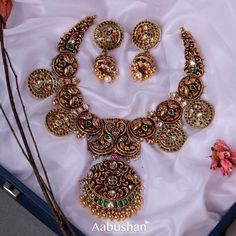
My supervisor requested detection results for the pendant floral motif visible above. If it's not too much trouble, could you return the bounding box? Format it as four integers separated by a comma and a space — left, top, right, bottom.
80, 159, 143, 220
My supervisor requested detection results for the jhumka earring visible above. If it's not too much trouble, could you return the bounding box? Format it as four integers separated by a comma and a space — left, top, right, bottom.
131, 20, 161, 82
93, 20, 123, 83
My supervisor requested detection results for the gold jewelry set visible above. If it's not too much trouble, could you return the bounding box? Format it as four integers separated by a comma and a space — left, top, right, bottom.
27, 16, 214, 220
93, 19, 160, 83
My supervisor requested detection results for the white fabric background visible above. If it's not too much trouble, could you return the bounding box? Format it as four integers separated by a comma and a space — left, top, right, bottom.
1, 0, 236, 235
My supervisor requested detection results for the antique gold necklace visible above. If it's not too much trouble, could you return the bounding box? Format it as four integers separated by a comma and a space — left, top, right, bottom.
27, 16, 214, 220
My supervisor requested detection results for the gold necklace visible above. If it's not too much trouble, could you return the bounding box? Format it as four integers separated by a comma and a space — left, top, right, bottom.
27, 16, 214, 220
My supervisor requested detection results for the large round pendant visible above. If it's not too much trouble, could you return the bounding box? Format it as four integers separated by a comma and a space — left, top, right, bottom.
184, 99, 214, 128
80, 159, 143, 220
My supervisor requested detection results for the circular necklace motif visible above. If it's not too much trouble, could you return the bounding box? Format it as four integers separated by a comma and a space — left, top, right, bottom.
27, 16, 214, 220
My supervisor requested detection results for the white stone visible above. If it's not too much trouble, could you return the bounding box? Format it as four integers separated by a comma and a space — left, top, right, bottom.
142, 34, 148, 40
107, 202, 114, 208
197, 112, 203, 118
104, 75, 112, 83
108, 190, 116, 197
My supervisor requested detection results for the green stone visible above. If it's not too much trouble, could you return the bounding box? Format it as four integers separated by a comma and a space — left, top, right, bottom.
118, 201, 123, 207
189, 65, 197, 74
124, 199, 128, 205
114, 202, 118, 208
98, 199, 103, 205
94, 196, 98, 202
189, 84, 196, 91
66, 42, 74, 50
65, 92, 72, 99
103, 201, 108, 207
59, 60, 66, 67
142, 125, 148, 132
167, 109, 175, 116
104, 133, 111, 141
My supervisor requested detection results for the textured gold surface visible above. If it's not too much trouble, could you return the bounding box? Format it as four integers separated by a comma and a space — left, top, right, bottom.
132, 20, 161, 50
93, 54, 118, 83
156, 100, 183, 123
45, 108, 76, 136
130, 51, 156, 81
52, 53, 78, 78
57, 15, 96, 54
181, 27, 204, 77
94, 20, 123, 50
156, 124, 186, 152
80, 160, 143, 220
178, 75, 203, 100
184, 99, 214, 128
55, 84, 84, 109
28, 69, 58, 98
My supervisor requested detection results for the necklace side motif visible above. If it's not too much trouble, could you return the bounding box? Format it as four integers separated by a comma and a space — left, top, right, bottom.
27, 16, 214, 220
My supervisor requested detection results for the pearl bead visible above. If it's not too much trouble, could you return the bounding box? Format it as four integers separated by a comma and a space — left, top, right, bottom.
135, 71, 143, 79
104, 75, 112, 83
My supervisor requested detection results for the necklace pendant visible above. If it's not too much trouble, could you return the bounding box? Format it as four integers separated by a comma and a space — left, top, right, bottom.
80, 159, 143, 220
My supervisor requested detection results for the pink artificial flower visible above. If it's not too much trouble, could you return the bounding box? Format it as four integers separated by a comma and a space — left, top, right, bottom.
0, 0, 12, 28
210, 139, 236, 176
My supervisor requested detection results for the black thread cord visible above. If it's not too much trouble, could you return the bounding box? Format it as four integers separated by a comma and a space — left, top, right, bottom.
0, 17, 76, 236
